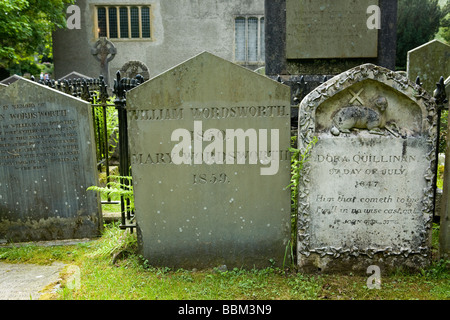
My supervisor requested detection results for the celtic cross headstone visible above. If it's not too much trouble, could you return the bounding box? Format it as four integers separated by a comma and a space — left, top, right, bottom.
91, 37, 117, 85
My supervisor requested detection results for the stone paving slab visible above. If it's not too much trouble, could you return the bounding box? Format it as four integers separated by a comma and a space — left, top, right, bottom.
0, 239, 95, 300
0, 262, 66, 300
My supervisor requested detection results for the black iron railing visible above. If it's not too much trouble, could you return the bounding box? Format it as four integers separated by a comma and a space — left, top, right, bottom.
34, 71, 144, 232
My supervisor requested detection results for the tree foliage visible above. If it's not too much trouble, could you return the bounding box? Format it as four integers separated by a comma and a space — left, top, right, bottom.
439, 2, 450, 43
0, 0, 73, 69
396, 0, 449, 70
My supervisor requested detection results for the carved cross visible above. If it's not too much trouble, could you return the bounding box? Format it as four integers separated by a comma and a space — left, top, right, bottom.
91, 38, 117, 85
349, 88, 365, 105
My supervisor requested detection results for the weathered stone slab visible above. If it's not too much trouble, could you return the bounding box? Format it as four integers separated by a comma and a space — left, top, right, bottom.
0, 79, 102, 242
298, 64, 437, 273
127, 52, 291, 269
0, 262, 66, 300
120, 61, 150, 81
58, 71, 90, 81
286, 0, 379, 59
407, 39, 450, 94
0, 75, 22, 86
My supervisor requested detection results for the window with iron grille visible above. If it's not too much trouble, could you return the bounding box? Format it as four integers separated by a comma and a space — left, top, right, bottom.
96, 5, 152, 40
234, 16, 265, 64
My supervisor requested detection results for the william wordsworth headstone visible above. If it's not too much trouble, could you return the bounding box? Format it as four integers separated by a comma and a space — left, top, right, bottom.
0, 79, 102, 242
297, 64, 437, 273
127, 52, 291, 269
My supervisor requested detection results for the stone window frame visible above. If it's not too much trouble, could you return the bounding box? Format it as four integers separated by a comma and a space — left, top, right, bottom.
234, 15, 265, 66
94, 4, 152, 41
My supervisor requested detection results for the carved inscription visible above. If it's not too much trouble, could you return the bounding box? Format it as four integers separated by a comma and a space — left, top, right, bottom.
0, 102, 79, 170
129, 105, 291, 184
193, 173, 230, 185
128, 106, 289, 121
307, 138, 429, 250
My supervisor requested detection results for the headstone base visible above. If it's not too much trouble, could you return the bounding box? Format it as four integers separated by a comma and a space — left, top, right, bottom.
298, 252, 431, 275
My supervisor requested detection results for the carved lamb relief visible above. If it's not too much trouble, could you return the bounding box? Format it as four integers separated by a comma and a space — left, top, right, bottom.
331, 96, 388, 135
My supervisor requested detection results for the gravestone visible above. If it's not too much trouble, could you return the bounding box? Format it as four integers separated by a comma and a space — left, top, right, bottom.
407, 39, 450, 94
120, 61, 150, 82
127, 52, 291, 269
265, 0, 397, 76
0, 75, 22, 86
265, 0, 397, 129
286, 0, 378, 60
297, 64, 437, 273
0, 78, 102, 242
91, 37, 117, 86
58, 71, 90, 81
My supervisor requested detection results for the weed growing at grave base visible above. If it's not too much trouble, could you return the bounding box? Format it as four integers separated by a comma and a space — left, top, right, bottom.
86, 221, 137, 260
286, 136, 317, 266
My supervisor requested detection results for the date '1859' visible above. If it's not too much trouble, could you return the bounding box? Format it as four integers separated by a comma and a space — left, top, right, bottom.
193, 173, 230, 185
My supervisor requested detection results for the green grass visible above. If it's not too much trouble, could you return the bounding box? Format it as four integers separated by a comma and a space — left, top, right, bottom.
0, 242, 87, 265
0, 223, 448, 300
59, 258, 323, 300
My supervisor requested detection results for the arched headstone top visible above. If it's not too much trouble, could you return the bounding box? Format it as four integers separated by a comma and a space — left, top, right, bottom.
120, 60, 150, 81
298, 63, 437, 149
